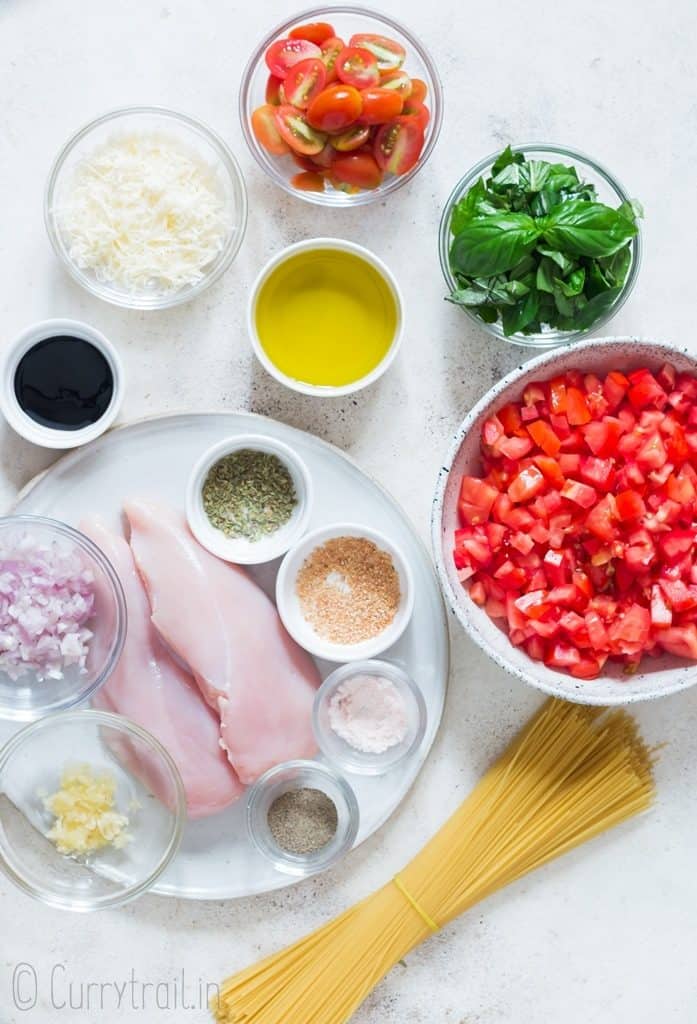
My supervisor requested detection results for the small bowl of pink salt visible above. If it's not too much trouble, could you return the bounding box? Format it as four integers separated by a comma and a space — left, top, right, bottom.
312, 660, 427, 776
0, 516, 126, 721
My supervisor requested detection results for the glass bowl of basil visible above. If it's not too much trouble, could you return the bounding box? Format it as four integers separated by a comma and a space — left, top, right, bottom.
439, 144, 642, 348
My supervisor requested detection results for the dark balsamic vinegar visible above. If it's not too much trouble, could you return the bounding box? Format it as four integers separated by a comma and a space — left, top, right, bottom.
14, 336, 114, 431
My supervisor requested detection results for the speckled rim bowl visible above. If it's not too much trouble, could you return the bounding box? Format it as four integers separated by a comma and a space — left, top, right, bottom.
45, 106, 248, 310
439, 143, 642, 349
185, 433, 314, 564
239, 5, 444, 207
248, 237, 404, 397
432, 336, 697, 706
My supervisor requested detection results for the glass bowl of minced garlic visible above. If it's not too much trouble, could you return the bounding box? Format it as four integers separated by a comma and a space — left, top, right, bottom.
0, 709, 185, 911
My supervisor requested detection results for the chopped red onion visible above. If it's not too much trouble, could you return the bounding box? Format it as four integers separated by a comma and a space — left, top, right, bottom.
0, 532, 96, 682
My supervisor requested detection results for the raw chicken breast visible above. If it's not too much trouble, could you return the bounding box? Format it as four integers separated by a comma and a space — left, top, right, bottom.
82, 517, 243, 818
124, 500, 320, 784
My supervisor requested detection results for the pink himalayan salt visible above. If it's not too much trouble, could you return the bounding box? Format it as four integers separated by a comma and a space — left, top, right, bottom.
328, 674, 408, 754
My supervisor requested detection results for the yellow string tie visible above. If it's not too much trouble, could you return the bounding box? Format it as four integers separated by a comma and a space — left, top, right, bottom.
392, 875, 440, 933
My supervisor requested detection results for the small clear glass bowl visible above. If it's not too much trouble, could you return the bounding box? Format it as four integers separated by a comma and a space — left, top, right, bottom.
247, 759, 359, 876
0, 516, 127, 722
45, 106, 248, 309
313, 660, 427, 775
0, 709, 186, 911
239, 5, 443, 207
439, 143, 642, 348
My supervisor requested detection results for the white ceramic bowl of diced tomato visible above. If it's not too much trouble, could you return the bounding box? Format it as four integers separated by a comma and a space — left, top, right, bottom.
432, 336, 697, 705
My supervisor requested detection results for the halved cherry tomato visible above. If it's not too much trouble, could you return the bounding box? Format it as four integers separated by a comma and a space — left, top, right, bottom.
409, 77, 428, 103
290, 170, 325, 192
265, 75, 284, 105
357, 87, 403, 124
380, 69, 412, 99
307, 84, 363, 133
330, 124, 371, 151
330, 152, 383, 190
274, 105, 327, 154
402, 99, 430, 132
349, 32, 406, 70
265, 38, 322, 78
283, 58, 327, 109
251, 104, 289, 155
320, 36, 346, 82
373, 116, 424, 174
289, 21, 335, 45
335, 46, 380, 88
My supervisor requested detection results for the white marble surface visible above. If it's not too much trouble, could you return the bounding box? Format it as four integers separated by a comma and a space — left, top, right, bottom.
1, 0, 696, 1021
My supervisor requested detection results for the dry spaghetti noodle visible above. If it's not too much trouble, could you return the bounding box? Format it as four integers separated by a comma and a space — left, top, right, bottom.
214, 699, 656, 1024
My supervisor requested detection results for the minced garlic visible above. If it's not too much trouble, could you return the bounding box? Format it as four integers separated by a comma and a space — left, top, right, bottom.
43, 763, 131, 856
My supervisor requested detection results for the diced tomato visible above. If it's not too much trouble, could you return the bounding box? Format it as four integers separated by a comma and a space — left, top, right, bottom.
561, 480, 597, 508
603, 370, 629, 410
452, 361, 697, 680
657, 625, 697, 659
508, 466, 545, 503
458, 476, 498, 525
527, 420, 561, 456
628, 370, 668, 411
582, 417, 622, 457
566, 387, 592, 425
585, 494, 617, 541
615, 489, 646, 521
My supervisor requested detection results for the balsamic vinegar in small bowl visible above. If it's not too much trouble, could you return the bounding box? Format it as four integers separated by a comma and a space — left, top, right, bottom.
0, 319, 124, 449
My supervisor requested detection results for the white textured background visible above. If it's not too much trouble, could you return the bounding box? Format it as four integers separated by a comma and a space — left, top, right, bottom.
1, 0, 696, 1021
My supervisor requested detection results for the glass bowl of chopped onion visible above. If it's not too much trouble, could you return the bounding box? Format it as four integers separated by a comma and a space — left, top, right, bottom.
0, 516, 127, 722
45, 106, 248, 310
0, 709, 186, 910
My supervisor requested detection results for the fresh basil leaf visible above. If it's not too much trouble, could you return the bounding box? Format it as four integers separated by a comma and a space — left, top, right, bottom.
572, 286, 622, 330
536, 257, 557, 294
492, 162, 522, 188
491, 145, 524, 176
446, 285, 491, 306
599, 246, 632, 287
553, 287, 580, 317
450, 213, 540, 277
617, 198, 644, 224
542, 201, 638, 257
508, 254, 537, 280
536, 247, 575, 275
450, 178, 487, 234
502, 290, 540, 336
519, 160, 551, 193
478, 304, 499, 323
555, 267, 586, 297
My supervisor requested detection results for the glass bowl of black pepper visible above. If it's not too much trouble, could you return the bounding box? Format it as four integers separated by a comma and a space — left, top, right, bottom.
246, 759, 359, 877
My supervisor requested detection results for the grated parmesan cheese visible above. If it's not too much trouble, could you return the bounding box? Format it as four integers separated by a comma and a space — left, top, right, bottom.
57, 132, 233, 295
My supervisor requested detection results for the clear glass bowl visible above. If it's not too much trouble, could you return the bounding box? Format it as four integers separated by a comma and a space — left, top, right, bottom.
45, 106, 248, 309
313, 660, 427, 775
0, 516, 127, 722
247, 759, 359, 876
0, 710, 186, 910
439, 143, 642, 348
239, 5, 443, 207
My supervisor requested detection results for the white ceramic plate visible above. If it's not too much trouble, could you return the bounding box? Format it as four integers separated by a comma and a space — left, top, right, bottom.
432, 336, 697, 706
2, 412, 449, 899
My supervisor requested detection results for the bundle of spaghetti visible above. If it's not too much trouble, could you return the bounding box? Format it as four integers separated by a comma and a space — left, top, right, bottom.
214, 699, 656, 1024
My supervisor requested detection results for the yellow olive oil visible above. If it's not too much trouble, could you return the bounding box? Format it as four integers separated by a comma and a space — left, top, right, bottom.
255, 248, 398, 388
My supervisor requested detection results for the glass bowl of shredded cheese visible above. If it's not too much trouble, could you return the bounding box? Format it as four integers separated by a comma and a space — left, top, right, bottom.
0, 709, 186, 910
45, 107, 248, 309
